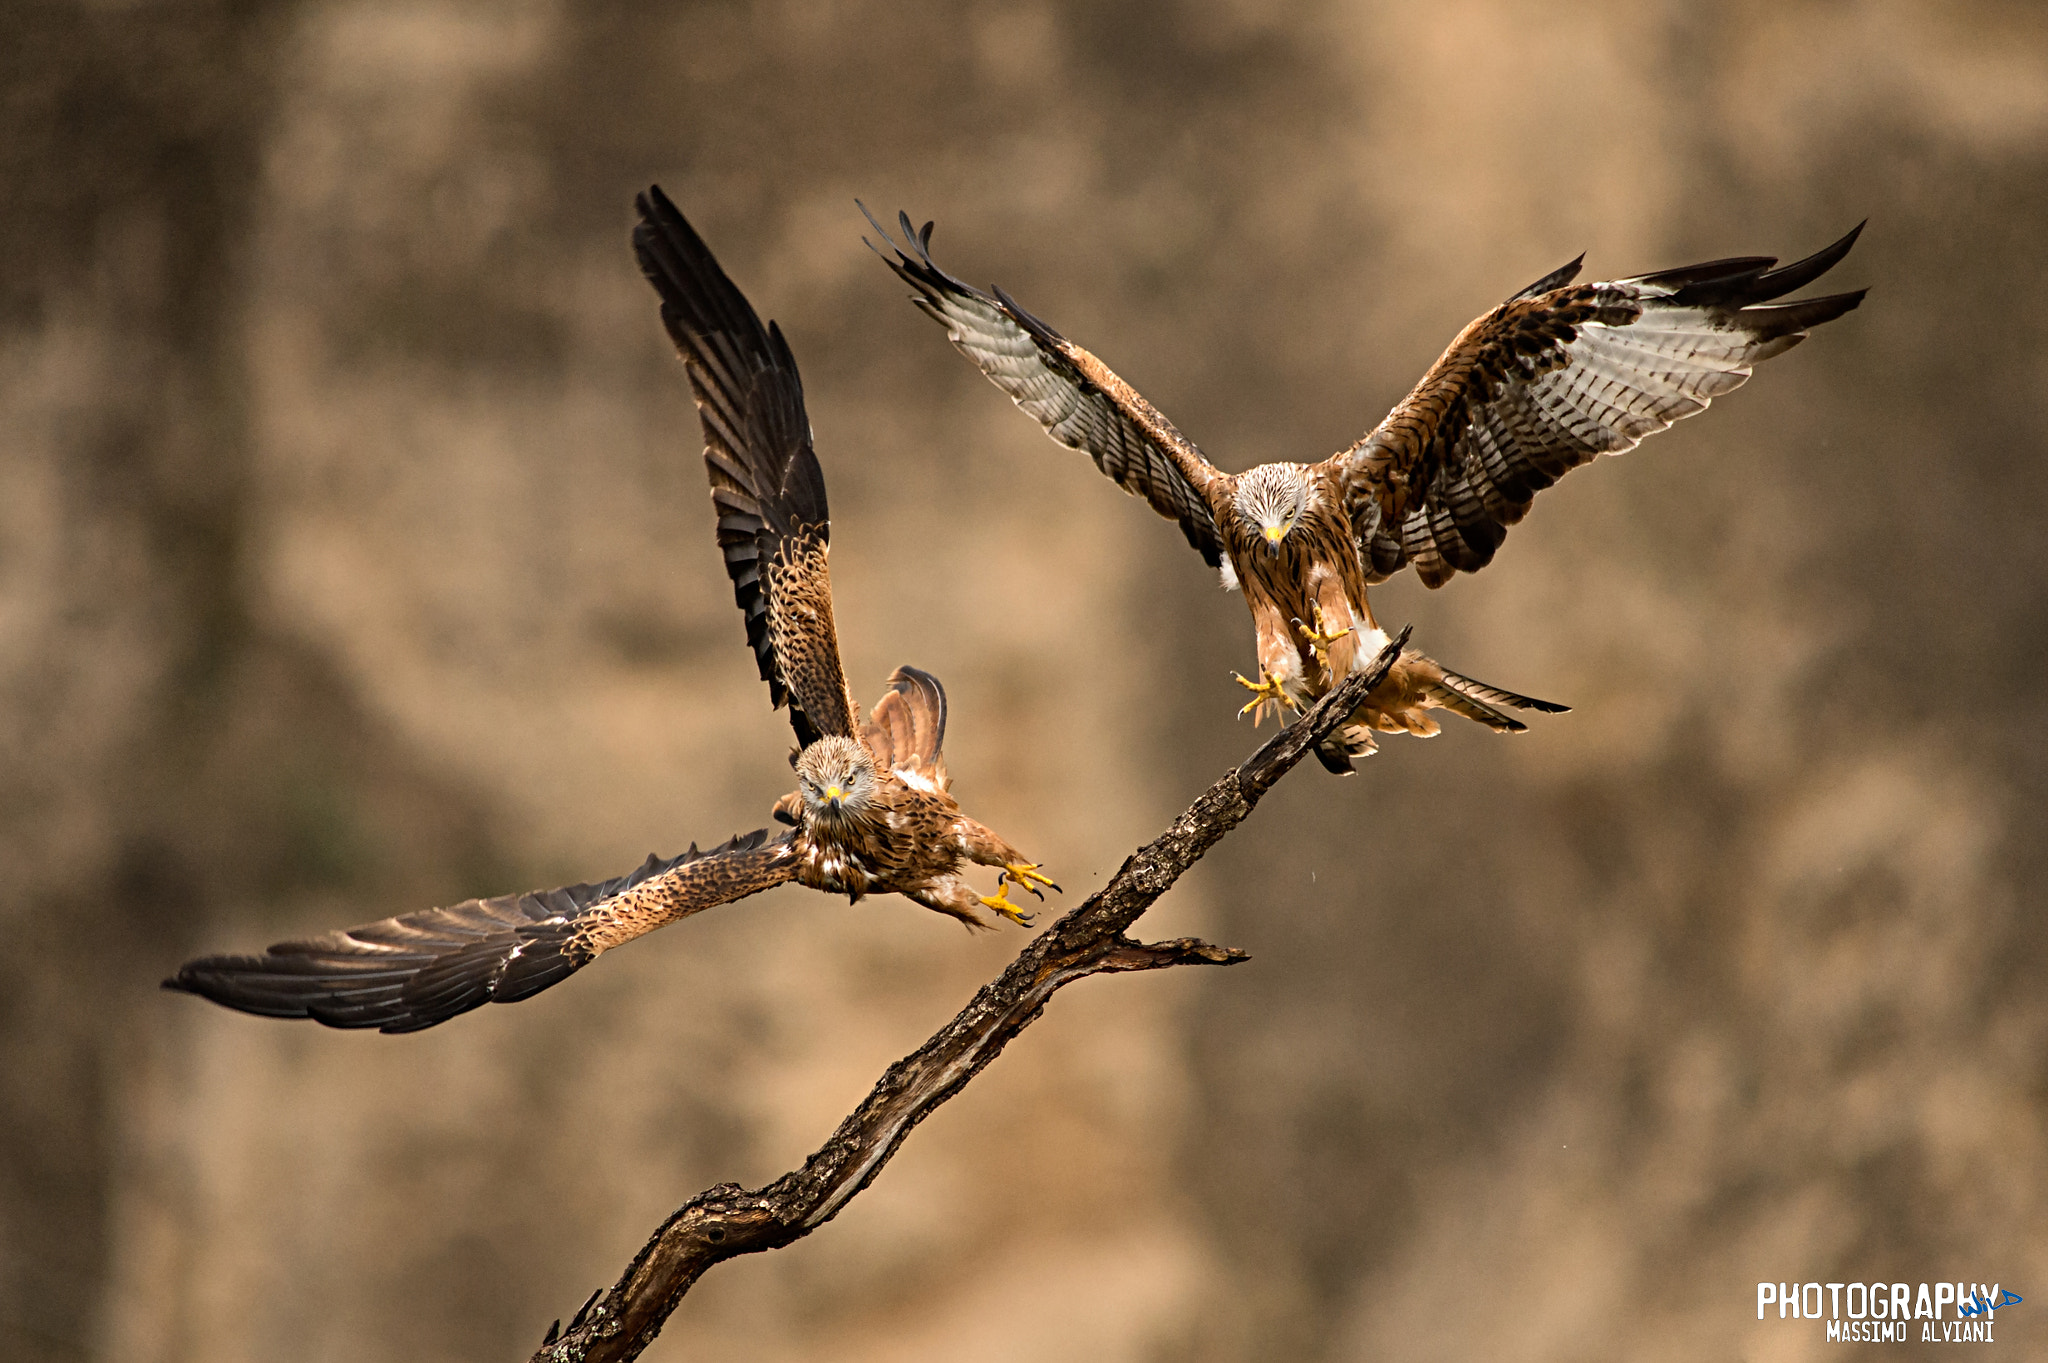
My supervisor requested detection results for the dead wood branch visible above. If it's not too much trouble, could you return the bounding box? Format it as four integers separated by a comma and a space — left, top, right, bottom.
529, 631, 1408, 1362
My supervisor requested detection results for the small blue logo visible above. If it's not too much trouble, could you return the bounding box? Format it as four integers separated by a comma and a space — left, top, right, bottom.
1958, 1289, 2022, 1319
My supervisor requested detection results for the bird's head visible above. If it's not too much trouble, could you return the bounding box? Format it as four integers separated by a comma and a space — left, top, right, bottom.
793, 736, 879, 824
1233, 464, 1311, 557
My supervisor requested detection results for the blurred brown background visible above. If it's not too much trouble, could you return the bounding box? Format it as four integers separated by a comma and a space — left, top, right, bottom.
4, 1, 2044, 1359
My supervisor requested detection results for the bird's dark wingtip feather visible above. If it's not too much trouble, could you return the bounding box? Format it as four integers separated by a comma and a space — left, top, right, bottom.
1746, 221, 1866, 300
1652, 221, 1866, 309
642, 183, 680, 219
1511, 253, 1586, 302
1739, 287, 1868, 339
855, 199, 899, 255
989, 282, 1059, 342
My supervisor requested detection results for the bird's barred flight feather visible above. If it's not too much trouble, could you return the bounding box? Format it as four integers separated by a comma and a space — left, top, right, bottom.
1335, 224, 1867, 587
635, 185, 857, 744
634, 190, 1047, 926
878, 213, 1862, 592
861, 205, 1228, 569
164, 830, 795, 1034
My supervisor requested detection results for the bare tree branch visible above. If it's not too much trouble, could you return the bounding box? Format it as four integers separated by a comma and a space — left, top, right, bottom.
529, 631, 1409, 1362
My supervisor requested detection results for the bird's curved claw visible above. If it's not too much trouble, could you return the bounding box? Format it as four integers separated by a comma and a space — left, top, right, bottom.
980, 863, 1059, 926
1233, 670, 1297, 726
1002, 862, 1059, 899
978, 883, 1037, 927
1292, 605, 1354, 673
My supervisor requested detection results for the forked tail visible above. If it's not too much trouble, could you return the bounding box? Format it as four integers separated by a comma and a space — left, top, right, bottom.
1427, 666, 1571, 733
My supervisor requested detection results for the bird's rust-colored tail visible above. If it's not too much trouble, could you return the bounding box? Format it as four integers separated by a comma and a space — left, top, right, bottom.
861, 665, 950, 791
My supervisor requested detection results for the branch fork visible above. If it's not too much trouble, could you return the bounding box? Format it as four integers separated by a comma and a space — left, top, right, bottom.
532, 632, 1407, 1362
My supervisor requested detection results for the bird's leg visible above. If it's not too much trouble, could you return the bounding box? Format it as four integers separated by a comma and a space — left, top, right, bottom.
1232, 670, 1297, 726
952, 821, 1058, 926
1292, 604, 1354, 676
906, 879, 1000, 932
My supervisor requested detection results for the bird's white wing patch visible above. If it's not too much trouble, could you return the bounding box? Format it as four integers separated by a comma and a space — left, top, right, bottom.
894, 767, 940, 794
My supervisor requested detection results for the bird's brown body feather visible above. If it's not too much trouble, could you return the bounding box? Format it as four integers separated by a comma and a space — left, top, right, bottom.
1217, 464, 1505, 761
786, 771, 1028, 929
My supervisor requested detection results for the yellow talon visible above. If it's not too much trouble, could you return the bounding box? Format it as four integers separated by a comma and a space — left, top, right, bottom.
1292, 605, 1354, 673
1002, 862, 1059, 899
1232, 670, 1297, 726
979, 863, 1057, 927
979, 883, 1036, 927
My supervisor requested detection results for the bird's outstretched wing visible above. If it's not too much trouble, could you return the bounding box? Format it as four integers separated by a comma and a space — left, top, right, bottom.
635, 185, 858, 745
165, 828, 796, 1034
1328, 226, 1867, 588
864, 206, 1229, 568
861, 665, 949, 793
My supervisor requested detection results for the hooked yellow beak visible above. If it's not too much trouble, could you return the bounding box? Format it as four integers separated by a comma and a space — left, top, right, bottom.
1263, 525, 1285, 543
825, 785, 844, 805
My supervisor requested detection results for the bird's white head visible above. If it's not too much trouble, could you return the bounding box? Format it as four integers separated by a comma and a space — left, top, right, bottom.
1232, 464, 1311, 555
793, 736, 879, 825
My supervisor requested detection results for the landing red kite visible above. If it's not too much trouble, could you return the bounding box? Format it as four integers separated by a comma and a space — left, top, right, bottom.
868, 211, 1863, 771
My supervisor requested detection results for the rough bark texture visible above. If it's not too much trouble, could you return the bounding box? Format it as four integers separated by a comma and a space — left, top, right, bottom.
528, 635, 1406, 1363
